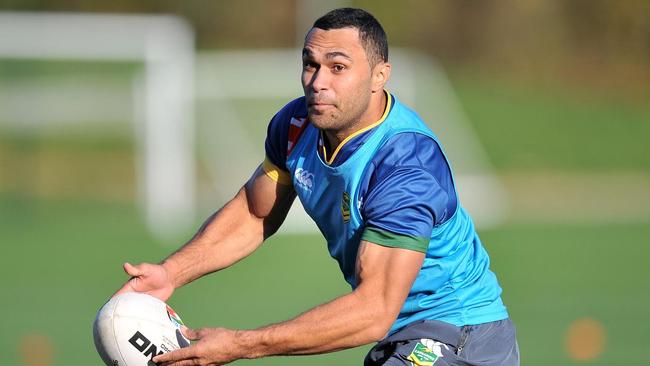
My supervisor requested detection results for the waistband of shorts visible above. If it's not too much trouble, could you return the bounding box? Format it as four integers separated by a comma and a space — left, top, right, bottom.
379, 319, 462, 348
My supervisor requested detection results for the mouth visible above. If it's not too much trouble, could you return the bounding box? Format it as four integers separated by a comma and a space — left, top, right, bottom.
309, 102, 332, 107
307, 99, 335, 112
308, 104, 333, 114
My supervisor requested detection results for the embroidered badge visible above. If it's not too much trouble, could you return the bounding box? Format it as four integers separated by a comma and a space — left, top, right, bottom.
294, 168, 314, 193
406, 339, 448, 366
341, 191, 351, 223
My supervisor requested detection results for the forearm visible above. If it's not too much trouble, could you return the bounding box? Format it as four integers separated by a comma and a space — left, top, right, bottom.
151, 243, 423, 366
236, 289, 394, 359
162, 186, 266, 288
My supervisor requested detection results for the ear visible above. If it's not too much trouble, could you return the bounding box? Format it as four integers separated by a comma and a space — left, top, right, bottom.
371, 62, 391, 93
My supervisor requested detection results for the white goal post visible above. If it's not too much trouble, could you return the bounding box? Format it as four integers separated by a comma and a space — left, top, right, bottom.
0, 12, 196, 240
0, 11, 509, 240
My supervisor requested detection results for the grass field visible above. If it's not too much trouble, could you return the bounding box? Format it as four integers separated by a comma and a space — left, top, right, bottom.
449, 73, 650, 173
2, 197, 649, 365
1, 66, 649, 365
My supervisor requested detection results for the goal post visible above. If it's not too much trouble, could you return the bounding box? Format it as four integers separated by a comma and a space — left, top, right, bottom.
0, 11, 508, 240
0, 11, 196, 240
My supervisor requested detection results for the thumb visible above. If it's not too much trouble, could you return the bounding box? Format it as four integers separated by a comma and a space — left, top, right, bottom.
181, 325, 200, 341
123, 262, 143, 277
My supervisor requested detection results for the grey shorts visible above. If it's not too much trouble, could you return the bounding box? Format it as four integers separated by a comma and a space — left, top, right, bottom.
364, 318, 519, 366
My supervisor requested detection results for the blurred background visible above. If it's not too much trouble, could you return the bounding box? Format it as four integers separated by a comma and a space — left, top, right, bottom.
1, 1, 649, 365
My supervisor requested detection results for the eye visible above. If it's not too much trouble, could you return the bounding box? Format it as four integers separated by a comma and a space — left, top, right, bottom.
303, 61, 318, 70
332, 64, 346, 73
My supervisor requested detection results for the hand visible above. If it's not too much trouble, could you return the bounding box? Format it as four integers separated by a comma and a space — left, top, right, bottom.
113, 262, 175, 301
153, 326, 246, 366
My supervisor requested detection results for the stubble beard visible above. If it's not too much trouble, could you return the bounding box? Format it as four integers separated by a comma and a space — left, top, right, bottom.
308, 96, 370, 138
309, 109, 343, 131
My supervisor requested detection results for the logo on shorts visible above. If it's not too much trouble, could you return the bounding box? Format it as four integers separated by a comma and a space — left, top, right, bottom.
294, 168, 314, 193
341, 192, 350, 223
407, 339, 448, 366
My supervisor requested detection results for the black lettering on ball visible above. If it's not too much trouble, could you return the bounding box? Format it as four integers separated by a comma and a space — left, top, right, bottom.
128, 331, 150, 352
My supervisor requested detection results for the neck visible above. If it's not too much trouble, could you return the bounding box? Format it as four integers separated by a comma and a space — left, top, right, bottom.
323, 90, 387, 152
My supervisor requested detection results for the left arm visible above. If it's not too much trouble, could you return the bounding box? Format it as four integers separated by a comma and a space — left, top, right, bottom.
155, 240, 424, 366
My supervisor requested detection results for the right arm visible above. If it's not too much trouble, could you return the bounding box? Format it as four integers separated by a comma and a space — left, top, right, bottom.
114, 163, 295, 301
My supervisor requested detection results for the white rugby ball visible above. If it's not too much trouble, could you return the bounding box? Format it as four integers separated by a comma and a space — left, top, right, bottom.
93, 293, 190, 366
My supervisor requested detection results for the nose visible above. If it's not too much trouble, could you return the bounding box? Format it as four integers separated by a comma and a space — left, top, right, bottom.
305, 68, 330, 92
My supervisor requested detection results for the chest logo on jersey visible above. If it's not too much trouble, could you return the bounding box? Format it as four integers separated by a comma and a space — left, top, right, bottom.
294, 168, 314, 193
341, 191, 351, 223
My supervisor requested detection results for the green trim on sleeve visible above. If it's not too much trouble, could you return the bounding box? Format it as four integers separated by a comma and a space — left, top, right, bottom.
361, 227, 429, 253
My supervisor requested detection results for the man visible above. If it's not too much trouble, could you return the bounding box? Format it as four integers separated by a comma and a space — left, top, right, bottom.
116, 8, 519, 366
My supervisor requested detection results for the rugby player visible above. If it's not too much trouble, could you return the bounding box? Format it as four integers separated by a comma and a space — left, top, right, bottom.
115, 8, 519, 366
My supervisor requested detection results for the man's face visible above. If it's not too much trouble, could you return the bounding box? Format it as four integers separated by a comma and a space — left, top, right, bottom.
301, 27, 374, 132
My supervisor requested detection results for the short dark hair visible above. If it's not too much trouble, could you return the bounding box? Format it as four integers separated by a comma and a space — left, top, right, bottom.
312, 8, 388, 67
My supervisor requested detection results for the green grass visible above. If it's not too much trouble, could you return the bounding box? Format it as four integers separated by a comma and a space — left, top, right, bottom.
0, 196, 366, 366
0, 59, 139, 80
1, 197, 649, 365
449, 74, 650, 172
482, 223, 650, 364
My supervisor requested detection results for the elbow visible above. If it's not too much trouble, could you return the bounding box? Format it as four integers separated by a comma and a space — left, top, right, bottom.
352, 289, 401, 343
261, 217, 283, 239
367, 325, 391, 343
365, 309, 397, 342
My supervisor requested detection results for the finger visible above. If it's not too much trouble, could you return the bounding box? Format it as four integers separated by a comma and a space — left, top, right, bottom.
123, 262, 143, 277
181, 326, 200, 341
153, 346, 196, 364
111, 283, 134, 297
113, 263, 144, 298
160, 359, 200, 366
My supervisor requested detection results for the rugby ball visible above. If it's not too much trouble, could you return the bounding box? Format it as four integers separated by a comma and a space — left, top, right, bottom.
93, 293, 190, 366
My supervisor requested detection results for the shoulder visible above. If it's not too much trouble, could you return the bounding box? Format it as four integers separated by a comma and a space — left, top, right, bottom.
264, 97, 307, 176
369, 132, 450, 184
265, 97, 308, 151
361, 132, 457, 230
270, 97, 308, 128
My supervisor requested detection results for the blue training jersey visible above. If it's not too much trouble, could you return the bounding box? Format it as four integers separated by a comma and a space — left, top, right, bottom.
264, 92, 509, 333
265, 95, 456, 240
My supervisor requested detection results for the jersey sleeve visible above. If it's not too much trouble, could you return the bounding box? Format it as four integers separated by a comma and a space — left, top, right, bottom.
360, 133, 457, 253
263, 97, 306, 185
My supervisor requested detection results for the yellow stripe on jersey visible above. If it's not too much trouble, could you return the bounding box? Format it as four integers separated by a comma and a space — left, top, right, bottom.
262, 158, 292, 185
